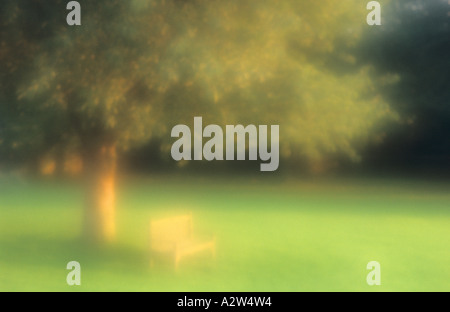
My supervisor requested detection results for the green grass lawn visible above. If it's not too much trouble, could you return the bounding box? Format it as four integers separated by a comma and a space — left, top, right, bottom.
0, 175, 449, 291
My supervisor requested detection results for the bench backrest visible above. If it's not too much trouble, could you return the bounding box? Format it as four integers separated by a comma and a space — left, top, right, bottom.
150, 214, 193, 252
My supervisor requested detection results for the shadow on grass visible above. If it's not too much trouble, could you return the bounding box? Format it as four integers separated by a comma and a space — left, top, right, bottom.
0, 234, 153, 273
0, 234, 216, 276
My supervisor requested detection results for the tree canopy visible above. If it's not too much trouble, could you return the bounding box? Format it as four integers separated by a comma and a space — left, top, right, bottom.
1, 0, 397, 170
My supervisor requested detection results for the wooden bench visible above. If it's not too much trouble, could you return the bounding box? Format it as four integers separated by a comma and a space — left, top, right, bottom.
149, 214, 215, 269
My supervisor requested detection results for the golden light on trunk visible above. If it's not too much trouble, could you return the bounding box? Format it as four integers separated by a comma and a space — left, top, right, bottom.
84, 144, 117, 243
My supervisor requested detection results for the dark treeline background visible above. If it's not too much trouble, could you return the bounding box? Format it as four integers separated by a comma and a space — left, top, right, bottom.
359, 0, 450, 177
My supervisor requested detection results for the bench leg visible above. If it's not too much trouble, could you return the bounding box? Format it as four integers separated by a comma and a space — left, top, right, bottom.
174, 254, 180, 270
150, 258, 155, 268
212, 237, 216, 259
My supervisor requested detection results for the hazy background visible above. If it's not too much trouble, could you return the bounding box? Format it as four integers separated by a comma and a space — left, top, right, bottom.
0, 0, 449, 291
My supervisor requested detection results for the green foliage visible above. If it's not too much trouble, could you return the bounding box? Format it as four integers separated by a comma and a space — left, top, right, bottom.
2, 0, 397, 165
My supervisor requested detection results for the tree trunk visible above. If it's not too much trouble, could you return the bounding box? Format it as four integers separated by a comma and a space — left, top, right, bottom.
83, 144, 117, 244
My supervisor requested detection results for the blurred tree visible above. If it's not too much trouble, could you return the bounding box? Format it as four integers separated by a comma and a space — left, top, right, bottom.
1, 0, 397, 242
0, 0, 66, 170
